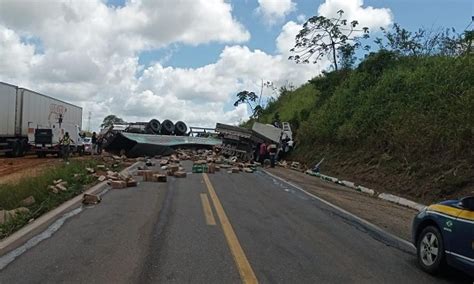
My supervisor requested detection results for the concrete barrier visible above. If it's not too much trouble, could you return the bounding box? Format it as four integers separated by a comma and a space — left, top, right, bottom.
357, 185, 376, 196
303, 169, 424, 211
378, 193, 425, 211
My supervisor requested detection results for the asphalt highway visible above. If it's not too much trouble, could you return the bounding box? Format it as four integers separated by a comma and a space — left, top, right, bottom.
0, 162, 468, 283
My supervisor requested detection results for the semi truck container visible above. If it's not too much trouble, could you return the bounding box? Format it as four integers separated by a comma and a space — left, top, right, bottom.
0, 82, 83, 157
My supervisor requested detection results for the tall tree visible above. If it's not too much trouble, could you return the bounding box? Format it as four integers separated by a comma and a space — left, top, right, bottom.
100, 114, 125, 128
234, 81, 275, 119
289, 10, 369, 71
233, 91, 262, 118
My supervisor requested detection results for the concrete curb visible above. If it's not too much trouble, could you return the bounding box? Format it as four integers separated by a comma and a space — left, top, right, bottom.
303, 169, 425, 211
0, 161, 142, 256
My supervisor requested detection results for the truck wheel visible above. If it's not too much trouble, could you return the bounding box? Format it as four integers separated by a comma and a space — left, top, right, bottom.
161, 119, 175, 135
12, 141, 21, 157
148, 119, 161, 134
174, 121, 187, 136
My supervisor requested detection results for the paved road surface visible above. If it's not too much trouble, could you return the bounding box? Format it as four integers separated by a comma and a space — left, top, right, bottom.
0, 162, 470, 283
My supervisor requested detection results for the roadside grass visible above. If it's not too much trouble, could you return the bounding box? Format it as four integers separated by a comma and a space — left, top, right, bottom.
0, 159, 99, 239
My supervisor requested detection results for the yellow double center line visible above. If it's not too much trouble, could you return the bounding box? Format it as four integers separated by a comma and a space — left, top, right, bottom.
202, 173, 258, 284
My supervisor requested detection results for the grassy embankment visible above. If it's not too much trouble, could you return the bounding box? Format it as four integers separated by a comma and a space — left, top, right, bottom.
0, 159, 100, 239
251, 51, 473, 203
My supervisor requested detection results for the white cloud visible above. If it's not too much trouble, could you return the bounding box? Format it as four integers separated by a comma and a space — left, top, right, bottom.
256, 0, 297, 26
318, 0, 393, 31
0, 0, 392, 131
0, 26, 38, 80
276, 21, 302, 57
296, 14, 307, 23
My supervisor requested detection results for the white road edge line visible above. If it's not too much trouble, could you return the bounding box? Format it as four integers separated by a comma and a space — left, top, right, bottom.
261, 169, 416, 250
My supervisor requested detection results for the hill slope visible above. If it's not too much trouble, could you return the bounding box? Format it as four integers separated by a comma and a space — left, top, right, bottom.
254, 51, 473, 203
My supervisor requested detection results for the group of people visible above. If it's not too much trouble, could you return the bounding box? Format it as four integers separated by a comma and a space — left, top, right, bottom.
257, 142, 278, 168
256, 134, 294, 168
59, 131, 104, 163
90, 132, 104, 155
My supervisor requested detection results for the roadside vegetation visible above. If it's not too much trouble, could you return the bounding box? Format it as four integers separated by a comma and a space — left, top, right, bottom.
0, 159, 100, 239
240, 15, 473, 203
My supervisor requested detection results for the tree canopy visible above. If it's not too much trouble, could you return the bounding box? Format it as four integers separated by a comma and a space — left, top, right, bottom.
289, 10, 369, 71
100, 114, 125, 128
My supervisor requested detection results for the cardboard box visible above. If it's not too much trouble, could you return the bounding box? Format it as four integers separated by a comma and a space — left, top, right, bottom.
174, 171, 187, 178
110, 180, 127, 189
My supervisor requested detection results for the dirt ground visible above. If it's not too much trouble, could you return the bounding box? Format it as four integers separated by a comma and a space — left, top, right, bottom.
267, 167, 419, 241
0, 155, 62, 185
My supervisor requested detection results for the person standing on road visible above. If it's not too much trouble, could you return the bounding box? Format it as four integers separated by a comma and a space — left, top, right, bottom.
97, 134, 103, 155
267, 143, 277, 168
91, 132, 97, 155
59, 132, 73, 163
259, 142, 267, 165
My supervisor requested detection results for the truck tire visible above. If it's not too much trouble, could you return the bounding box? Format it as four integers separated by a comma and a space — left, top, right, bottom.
174, 121, 187, 136
12, 141, 21, 157
18, 139, 28, 157
147, 119, 161, 134
161, 119, 175, 135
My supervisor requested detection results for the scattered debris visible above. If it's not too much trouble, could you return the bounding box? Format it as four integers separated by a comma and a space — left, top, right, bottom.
82, 194, 101, 205
153, 174, 167, 182
208, 164, 216, 174
174, 171, 187, 178
137, 165, 148, 171
56, 181, 68, 192
126, 179, 138, 187
98, 175, 107, 182
1, 207, 31, 224
48, 185, 59, 194
20, 196, 36, 207
110, 180, 127, 189
86, 167, 95, 174
143, 171, 154, 181
168, 164, 179, 173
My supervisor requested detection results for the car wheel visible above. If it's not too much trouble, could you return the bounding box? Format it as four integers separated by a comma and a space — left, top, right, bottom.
417, 225, 445, 274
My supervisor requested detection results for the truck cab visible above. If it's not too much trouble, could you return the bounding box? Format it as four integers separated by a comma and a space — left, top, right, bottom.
29, 123, 84, 157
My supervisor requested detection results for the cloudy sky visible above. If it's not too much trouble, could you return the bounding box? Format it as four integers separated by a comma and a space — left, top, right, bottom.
0, 0, 471, 131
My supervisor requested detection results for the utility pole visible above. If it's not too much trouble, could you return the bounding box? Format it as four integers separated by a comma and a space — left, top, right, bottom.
87, 111, 92, 132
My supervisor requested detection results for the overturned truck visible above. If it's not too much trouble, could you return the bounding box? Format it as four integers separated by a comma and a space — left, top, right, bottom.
215, 122, 288, 161
102, 119, 221, 157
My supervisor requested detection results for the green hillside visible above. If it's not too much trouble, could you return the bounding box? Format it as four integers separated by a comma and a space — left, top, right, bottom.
253, 51, 473, 203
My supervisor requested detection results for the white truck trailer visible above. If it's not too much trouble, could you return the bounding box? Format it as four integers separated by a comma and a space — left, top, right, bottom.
0, 82, 84, 157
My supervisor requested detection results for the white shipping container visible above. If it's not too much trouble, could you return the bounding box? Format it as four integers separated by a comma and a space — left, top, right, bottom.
0, 82, 18, 137
19, 88, 83, 135
252, 122, 283, 144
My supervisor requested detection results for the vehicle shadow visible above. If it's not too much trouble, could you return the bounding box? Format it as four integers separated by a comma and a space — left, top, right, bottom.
407, 258, 472, 283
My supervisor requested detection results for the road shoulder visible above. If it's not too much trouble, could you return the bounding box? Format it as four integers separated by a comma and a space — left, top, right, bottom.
266, 167, 418, 241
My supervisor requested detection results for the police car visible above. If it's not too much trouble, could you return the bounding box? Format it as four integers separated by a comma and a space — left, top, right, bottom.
412, 196, 474, 277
